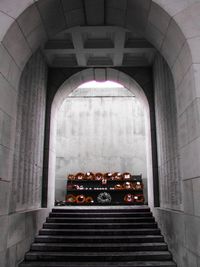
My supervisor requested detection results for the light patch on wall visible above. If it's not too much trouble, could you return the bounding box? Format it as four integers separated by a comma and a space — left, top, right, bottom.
55, 85, 147, 200
78, 81, 124, 89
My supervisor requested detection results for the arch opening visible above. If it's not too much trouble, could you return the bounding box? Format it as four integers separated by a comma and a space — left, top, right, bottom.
45, 69, 156, 209
55, 80, 149, 205
0, 1, 199, 266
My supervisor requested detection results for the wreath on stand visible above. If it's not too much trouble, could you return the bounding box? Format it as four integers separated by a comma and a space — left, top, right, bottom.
97, 192, 112, 204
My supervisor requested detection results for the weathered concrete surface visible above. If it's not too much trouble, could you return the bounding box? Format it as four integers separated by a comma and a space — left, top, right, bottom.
10, 51, 47, 212
0, 208, 50, 267
0, 1, 199, 267
0, 51, 49, 267
55, 86, 147, 201
153, 54, 181, 211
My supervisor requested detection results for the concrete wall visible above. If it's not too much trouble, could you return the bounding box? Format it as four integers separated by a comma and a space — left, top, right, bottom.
0, 1, 200, 266
153, 54, 182, 211
55, 86, 147, 201
153, 54, 200, 267
0, 51, 50, 267
11, 51, 47, 212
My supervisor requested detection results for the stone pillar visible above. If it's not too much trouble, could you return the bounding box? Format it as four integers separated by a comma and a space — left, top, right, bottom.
11, 51, 47, 212
153, 53, 182, 210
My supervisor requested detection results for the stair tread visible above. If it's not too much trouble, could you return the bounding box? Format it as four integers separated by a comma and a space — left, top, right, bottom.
48, 216, 153, 220
36, 234, 163, 239
44, 222, 157, 226
40, 228, 159, 232
20, 261, 176, 267
32, 242, 167, 247
50, 212, 152, 215
47, 217, 154, 221
20, 207, 176, 267
52, 207, 150, 212
27, 251, 171, 256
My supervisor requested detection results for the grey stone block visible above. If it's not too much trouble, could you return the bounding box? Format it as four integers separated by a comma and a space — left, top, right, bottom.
106, 8, 126, 26
26, 23, 47, 52
0, 44, 12, 79
145, 22, 164, 50
61, 0, 83, 12
153, 207, 186, 267
16, 237, 32, 263
176, 66, 195, 116
25, 211, 38, 238
153, 0, 189, 17
174, 2, 200, 39
81, 68, 94, 83
17, 4, 43, 38
0, 44, 21, 91
192, 177, 200, 217
36, 0, 66, 37
0, 110, 12, 149
6, 245, 17, 267
65, 9, 85, 27
106, 0, 127, 10
182, 250, 198, 267
172, 57, 184, 89
0, 181, 10, 215
172, 40, 193, 92
8, 213, 26, 248
187, 98, 200, 142
0, 11, 14, 41
0, 0, 33, 19
193, 64, 200, 97
0, 215, 8, 251
0, 250, 6, 267
183, 179, 194, 215
148, 3, 171, 35
180, 137, 200, 180
94, 69, 106, 82
177, 110, 188, 148
161, 18, 186, 67
0, 74, 17, 117
2, 21, 31, 69
126, 6, 148, 33
185, 214, 200, 257
188, 37, 200, 64
107, 68, 118, 82
84, 0, 104, 25
6, 58, 21, 91
198, 256, 200, 267
0, 145, 12, 181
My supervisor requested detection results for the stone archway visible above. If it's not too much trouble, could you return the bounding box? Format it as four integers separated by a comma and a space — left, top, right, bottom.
46, 68, 155, 208
0, 1, 199, 266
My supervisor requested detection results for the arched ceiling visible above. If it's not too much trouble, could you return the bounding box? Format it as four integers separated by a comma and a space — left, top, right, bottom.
37, 0, 156, 67
0, 0, 194, 82
44, 26, 155, 67
0, 0, 160, 69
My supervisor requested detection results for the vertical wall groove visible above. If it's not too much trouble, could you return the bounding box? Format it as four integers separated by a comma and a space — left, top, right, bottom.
11, 51, 47, 212
153, 53, 182, 210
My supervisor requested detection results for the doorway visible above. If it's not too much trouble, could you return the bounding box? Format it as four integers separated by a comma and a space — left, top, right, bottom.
54, 80, 149, 205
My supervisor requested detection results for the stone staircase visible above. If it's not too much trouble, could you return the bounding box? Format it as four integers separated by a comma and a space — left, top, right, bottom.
19, 206, 176, 267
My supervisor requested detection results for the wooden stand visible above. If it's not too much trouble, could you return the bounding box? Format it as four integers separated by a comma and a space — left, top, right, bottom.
66, 175, 145, 205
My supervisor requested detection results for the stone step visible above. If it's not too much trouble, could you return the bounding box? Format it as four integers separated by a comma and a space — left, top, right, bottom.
19, 207, 176, 267
46, 217, 155, 223
43, 222, 158, 229
25, 251, 172, 262
39, 228, 161, 236
20, 261, 176, 267
52, 207, 151, 213
49, 212, 152, 218
31, 242, 168, 252
35, 235, 165, 243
